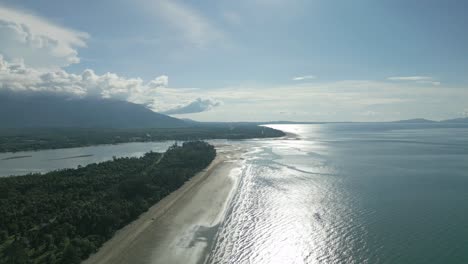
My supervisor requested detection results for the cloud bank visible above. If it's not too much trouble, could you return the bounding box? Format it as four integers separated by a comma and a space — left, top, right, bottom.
184, 79, 468, 122
0, 55, 165, 103
0, 55, 221, 114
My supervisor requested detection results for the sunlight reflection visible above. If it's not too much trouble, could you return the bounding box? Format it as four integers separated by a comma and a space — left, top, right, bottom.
208, 124, 357, 264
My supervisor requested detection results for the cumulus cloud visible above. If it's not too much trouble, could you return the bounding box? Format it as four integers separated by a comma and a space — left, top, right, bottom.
161, 98, 222, 115
0, 5, 89, 68
0, 55, 168, 106
0, 55, 221, 114
292, 75, 316, 81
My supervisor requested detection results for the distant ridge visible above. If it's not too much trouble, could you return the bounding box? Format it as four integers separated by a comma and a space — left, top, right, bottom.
0, 92, 187, 129
439, 117, 468, 123
392, 118, 436, 123
260, 118, 468, 124
392, 117, 468, 123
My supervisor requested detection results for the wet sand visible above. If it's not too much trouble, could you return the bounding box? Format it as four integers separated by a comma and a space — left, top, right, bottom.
83, 145, 244, 264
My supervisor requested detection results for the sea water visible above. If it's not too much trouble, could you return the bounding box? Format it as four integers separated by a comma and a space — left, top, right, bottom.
208, 123, 468, 264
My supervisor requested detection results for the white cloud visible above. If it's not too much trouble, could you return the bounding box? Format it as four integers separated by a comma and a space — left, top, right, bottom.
387, 76, 432, 81
0, 55, 220, 113
0, 55, 162, 106
161, 98, 222, 115
150, 0, 223, 47
148, 75, 169, 88
292, 75, 316, 81
387, 76, 440, 86
0, 5, 89, 68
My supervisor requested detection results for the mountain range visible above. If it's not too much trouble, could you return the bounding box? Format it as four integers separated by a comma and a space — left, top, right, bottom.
1, 92, 467, 129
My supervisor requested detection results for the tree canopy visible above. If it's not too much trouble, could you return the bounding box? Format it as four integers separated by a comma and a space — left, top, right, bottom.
0, 141, 216, 264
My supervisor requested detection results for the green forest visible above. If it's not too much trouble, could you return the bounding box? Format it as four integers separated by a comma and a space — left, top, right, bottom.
0, 141, 216, 264
0, 125, 284, 153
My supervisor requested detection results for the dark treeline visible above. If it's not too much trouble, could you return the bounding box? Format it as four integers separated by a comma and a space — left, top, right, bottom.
0, 125, 284, 153
0, 141, 216, 264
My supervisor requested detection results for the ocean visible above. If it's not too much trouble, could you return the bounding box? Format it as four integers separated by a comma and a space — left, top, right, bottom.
208, 123, 468, 263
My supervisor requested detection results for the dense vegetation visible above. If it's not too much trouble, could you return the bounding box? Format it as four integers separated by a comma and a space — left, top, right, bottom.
0, 141, 216, 264
0, 125, 285, 153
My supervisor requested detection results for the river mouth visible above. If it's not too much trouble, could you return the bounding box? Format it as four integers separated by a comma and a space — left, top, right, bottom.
0, 141, 176, 177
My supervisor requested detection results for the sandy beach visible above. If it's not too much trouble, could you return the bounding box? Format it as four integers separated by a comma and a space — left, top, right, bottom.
83, 144, 244, 264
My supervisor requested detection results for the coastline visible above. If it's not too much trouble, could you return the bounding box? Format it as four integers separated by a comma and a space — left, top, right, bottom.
83, 144, 244, 264
283, 131, 301, 140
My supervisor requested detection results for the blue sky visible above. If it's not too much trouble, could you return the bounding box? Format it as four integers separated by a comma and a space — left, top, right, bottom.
0, 0, 467, 121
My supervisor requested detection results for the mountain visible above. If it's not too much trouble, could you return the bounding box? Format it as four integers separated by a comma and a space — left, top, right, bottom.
180, 118, 200, 125
0, 92, 187, 128
392, 118, 436, 123
440, 117, 468, 123
394, 117, 468, 123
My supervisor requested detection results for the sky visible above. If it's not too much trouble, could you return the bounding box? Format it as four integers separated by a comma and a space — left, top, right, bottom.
0, 0, 467, 121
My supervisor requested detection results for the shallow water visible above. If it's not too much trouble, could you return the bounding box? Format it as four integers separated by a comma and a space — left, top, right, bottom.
207, 123, 468, 264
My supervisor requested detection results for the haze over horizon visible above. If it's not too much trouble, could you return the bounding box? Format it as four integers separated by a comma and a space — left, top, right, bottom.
1, 0, 467, 122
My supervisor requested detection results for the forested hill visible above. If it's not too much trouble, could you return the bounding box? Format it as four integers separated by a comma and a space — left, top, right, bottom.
0, 92, 186, 129
0, 141, 216, 264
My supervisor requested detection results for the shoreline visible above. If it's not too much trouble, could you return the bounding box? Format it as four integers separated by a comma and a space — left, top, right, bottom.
83, 144, 244, 264
281, 131, 301, 140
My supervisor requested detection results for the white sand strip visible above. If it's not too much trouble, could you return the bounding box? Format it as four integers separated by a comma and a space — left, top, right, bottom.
83, 145, 244, 264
